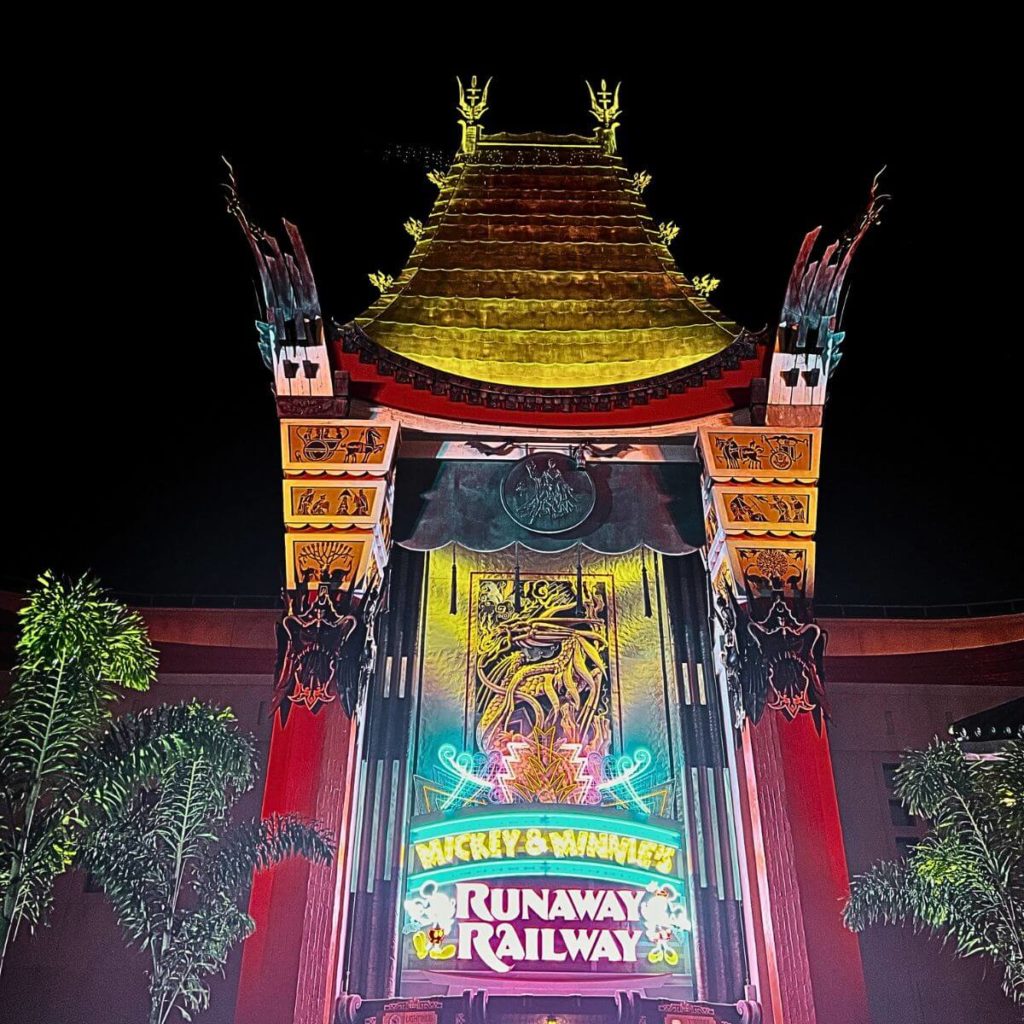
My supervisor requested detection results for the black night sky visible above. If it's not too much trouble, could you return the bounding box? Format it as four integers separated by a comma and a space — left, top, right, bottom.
4, 49, 1018, 608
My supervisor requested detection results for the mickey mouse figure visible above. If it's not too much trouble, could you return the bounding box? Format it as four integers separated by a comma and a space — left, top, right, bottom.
640, 881, 691, 966
403, 881, 457, 961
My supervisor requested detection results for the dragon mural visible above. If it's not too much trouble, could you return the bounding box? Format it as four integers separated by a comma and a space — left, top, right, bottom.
472, 576, 611, 802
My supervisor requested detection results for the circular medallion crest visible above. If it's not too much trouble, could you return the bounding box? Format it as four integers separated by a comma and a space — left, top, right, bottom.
500, 453, 596, 534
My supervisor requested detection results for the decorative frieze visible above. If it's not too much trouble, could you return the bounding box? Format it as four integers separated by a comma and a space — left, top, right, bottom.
280, 419, 398, 473
711, 483, 816, 535
283, 478, 388, 527
700, 426, 821, 484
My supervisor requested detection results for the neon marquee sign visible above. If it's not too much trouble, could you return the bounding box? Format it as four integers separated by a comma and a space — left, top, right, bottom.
405, 879, 690, 974
403, 806, 691, 977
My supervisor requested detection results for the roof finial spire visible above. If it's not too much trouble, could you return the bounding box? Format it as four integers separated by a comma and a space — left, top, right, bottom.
586, 79, 622, 155
456, 75, 492, 154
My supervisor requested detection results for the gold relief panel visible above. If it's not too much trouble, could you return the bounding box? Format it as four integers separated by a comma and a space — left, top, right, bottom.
370, 503, 394, 573
284, 531, 374, 590
699, 426, 821, 482
728, 538, 816, 600
704, 503, 720, 548
713, 484, 817, 535
712, 558, 736, 601
378, 503, 393, 551
280, 419, 398, 473
283, 479, 385, 526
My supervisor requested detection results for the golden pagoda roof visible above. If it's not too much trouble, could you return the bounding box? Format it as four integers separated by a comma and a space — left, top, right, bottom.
353, 131, 739, 389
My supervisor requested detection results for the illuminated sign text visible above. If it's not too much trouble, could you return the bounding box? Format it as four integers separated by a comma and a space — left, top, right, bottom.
456, 882, 643, 974
413, 826, 676, 875
404, 879, 690, 975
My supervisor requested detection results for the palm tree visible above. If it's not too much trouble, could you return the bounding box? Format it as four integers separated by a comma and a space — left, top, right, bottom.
82, 701, 331, 1024
844, 739, 1024, 1006
0, 571, 158, 975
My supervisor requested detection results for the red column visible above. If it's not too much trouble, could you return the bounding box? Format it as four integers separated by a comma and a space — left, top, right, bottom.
743, 713, 870, 1024
235, 706, 359, 1024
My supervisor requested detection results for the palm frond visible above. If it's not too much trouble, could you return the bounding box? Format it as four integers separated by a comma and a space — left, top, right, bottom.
846, 859, 935, 930
14, 571, 157, 692
0, 571, 156, 972
200, 815, 333, 898
846, 739, 1024, 1006
78, 701, 331, 1023
85, 702, 257, 817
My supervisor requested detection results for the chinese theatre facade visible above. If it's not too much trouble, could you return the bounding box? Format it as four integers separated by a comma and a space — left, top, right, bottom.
228, 79, 884, 1024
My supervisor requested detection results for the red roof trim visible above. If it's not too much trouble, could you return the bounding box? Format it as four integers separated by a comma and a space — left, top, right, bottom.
334, 324, 769, 428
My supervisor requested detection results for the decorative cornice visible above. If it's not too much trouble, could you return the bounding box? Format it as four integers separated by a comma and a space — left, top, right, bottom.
275, 370, 351, 419
336, 321, 765, 415
276, 396, 351, 419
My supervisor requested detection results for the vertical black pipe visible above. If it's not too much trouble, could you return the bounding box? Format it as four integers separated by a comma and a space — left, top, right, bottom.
513, 541, 522, 612
449, 542, 458, 615
344, 546, 426, 998
663, 554, 746, 1003
575, 543, 584, 616
641, 544, 653, 618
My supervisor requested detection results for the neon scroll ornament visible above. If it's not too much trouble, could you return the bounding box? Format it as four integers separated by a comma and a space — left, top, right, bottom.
421, 743, 671, 815
436, 743, 493, 811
